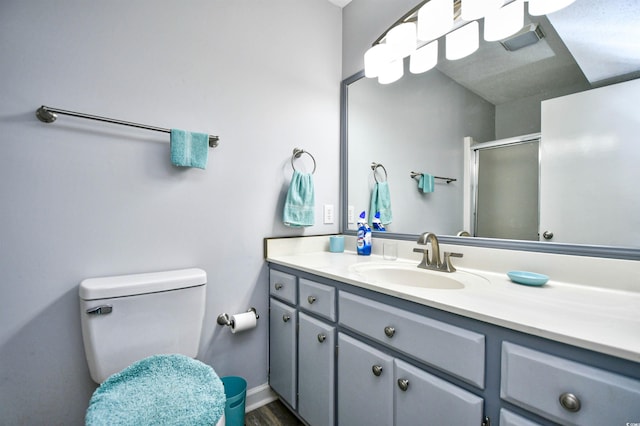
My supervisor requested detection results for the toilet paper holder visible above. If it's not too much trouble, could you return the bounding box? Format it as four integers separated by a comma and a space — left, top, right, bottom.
217, 307, 259, 327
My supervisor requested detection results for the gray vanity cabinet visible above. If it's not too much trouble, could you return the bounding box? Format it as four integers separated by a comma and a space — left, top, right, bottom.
268, 264, 640, 425
338, 333, 394, 426
269, 297, 297, 409
298, 313, 335, 426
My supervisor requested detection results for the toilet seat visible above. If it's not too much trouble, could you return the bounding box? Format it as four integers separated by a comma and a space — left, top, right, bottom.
86, 354, 225, 426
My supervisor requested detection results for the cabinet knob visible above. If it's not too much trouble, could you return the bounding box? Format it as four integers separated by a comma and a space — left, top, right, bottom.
397, 378, 409, 392
317, 333, 326, 343
384, 326, 395, 338
371, 365, 383, 376
559, 392, 581, 412
543, 231, 554, 240
307, 296, 317, 304
282, 314, 291, 322
275, 283, 283, 290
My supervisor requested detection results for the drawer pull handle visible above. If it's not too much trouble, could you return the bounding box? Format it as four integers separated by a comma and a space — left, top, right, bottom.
282, 314, 291, 322
397, 378, 409, 392
384, 326, 395, 338
559, 392, 581, 412
275, 283, 283, 290
307, 296, 317, 304
372, 365, 383, 376
317, 333, 326, 343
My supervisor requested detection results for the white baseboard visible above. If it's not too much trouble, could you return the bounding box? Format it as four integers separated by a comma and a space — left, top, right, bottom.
244, 383, 278, 413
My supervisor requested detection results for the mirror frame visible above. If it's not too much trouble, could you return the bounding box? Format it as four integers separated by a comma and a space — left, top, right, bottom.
340, 70, 640, 261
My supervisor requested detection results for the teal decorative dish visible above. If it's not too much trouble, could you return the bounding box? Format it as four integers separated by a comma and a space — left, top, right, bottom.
507, 271, 549, 286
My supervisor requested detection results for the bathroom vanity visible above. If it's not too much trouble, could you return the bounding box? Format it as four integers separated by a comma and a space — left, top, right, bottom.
266, 236, 640, 426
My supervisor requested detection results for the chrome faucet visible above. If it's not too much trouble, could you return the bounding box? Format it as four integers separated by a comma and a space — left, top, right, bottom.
413, 232, 463, 273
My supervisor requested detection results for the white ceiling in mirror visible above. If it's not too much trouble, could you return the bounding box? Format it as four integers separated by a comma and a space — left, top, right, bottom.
547, 0, 640, 84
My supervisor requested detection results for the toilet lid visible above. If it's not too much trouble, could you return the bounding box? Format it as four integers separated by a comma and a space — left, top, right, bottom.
86, 354, 225, 426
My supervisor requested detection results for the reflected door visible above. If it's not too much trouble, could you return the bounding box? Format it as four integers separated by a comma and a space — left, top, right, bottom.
474, 140, 539, 241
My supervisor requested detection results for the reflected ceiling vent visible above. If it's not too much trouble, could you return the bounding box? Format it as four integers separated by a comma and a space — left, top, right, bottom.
500, 23, 545, 51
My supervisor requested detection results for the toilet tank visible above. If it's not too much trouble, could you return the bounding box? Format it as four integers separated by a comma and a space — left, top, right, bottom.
79, 268, 207, 383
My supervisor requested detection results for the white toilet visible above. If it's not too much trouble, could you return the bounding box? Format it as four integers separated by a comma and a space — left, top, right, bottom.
79, 268, 225, 425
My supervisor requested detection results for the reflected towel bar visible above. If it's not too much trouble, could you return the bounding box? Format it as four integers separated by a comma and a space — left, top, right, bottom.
410, 171, 456, 184
36, 105, 219, 147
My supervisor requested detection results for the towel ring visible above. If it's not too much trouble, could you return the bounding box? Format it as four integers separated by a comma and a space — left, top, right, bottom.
371, 162, 388, 183
292, 148, 316, 174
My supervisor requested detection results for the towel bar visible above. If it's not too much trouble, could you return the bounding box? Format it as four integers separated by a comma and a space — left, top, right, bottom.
36, 105, 220, 147
410, 171, 456, 184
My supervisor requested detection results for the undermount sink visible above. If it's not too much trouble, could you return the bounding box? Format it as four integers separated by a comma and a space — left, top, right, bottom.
349, 262, 487, 290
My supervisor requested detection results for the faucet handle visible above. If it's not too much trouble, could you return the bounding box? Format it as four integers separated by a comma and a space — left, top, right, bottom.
441, 252, 463, 272
413, 248, 430, 268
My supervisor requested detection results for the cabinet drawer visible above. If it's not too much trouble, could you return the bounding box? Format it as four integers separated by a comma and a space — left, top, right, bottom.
299, 279, 336, 321
339, 291, 485, 388
501, 342, 640, 425
269, 270, 296, 304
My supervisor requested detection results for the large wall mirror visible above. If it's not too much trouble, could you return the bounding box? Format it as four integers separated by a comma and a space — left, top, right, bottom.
341, 0, 640, 259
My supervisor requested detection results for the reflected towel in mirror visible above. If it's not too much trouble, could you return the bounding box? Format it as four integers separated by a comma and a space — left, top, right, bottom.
370, 181, 392, 226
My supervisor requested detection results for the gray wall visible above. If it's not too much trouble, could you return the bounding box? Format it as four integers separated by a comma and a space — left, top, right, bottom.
0, 1, 341, 424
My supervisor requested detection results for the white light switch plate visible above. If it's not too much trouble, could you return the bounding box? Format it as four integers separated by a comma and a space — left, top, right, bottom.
323, 204, 334, 224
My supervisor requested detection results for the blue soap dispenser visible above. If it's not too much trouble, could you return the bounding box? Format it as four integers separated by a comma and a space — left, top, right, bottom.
357, 211, 372, 256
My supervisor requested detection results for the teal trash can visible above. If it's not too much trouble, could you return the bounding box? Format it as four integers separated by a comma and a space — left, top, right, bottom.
221, 376, 247, 426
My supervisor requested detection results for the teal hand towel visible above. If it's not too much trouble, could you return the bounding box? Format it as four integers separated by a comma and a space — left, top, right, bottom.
419, 173, 435, 193
170, 129, 208, 169
369, 181, 393, 226
86, 354, 225, 426
283, 170, 315, 227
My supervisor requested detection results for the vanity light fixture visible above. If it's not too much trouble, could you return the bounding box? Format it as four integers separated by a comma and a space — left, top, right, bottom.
460, 0, 503, 21
417, 0, 454, 42
363, 0, 576, 84
484, 0, 525, 42
446, 21, 479, 60
410, 40, 438, 74
386, 22, 418, 60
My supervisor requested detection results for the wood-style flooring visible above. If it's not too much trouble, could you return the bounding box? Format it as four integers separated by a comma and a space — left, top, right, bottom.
244, 399, 304, 426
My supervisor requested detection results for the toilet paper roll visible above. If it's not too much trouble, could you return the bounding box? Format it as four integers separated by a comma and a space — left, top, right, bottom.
230, 311, 257, 334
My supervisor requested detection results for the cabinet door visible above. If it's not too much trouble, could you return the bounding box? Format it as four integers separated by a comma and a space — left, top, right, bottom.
269, 298, 297, 409
338, 333, 393, 426
395, 359, 484, 426
298, 313, 335, 426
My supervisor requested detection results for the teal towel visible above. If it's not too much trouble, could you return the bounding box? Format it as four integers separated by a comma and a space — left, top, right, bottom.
86, 354, 225, 426
170, 129, 209, 169
369, 181, 392, 226
419, 173, 435, 193
283, 170, 315, 227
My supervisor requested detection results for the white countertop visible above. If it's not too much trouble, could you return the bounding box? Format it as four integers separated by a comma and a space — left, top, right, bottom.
265, 236, 640, 363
